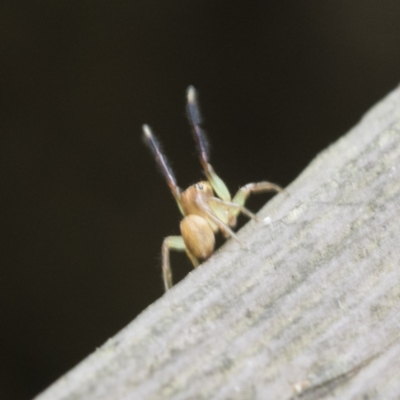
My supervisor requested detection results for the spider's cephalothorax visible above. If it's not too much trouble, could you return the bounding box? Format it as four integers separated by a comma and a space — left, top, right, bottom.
143, 86, 282, 291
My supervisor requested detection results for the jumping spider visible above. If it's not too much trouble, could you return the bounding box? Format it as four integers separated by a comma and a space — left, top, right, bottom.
143, 86, 282, 291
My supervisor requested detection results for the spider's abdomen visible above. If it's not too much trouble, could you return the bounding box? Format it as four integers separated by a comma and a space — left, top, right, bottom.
180, 215, 215, 260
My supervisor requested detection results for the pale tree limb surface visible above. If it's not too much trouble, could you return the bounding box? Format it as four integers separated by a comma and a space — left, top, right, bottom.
36, 86, 400, 400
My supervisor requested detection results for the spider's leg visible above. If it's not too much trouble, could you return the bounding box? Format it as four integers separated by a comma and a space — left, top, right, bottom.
162, 236, 198, 291
142, 125, 184, 215
204, 208, 247, 247
208, 197, 258, 227
186, 86, 231, 202
186, 250, 200, 269
231, 182, 283, 220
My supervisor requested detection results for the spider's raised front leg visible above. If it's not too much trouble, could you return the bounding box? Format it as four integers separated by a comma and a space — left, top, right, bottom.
142, 124, 184, 215
186, 86, 231, 202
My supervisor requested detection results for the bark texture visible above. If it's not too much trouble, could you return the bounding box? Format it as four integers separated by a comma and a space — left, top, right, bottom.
36, 86, 400, 400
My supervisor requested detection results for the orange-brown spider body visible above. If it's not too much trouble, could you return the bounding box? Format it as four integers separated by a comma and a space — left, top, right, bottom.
180, 215, 214, 260
180, 182, 216, 259
143, 87, 282, 291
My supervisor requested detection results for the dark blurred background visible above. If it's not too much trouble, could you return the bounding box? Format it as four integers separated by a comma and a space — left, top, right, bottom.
1, 1, 400, 398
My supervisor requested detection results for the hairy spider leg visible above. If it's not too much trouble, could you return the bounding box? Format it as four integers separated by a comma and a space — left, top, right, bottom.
186, 86, 231, 202
162, 236, 199, 291
162, 236, 185, 291
161, 236, 199, 291
142, 125, 184, 215
208, 197, 257, 224
229, 182, 283, 225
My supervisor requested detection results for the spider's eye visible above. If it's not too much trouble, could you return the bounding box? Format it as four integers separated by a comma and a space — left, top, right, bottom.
196, 183, 203, 190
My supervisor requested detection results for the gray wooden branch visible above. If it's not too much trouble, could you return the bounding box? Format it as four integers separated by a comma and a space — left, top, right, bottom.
36, 86, 400, 400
